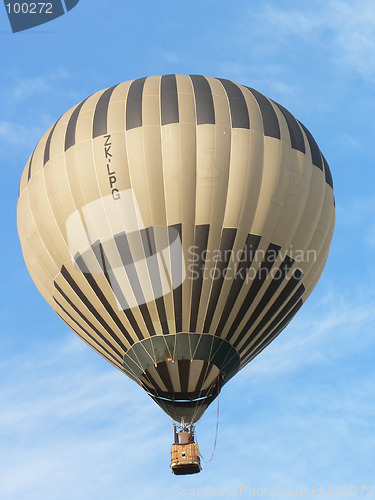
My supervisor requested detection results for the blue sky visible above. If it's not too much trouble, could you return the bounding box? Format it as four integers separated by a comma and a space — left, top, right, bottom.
1, 0, 375, 498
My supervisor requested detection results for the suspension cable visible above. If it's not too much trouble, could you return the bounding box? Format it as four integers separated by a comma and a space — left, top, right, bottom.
195, 374, 221, 463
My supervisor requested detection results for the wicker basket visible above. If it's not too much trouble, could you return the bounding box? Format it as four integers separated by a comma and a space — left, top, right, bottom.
171, 443, 202, 475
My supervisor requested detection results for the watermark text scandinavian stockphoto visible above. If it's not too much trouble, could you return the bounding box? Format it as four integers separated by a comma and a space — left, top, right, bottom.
172, 485, 374, 497
67, 188, 316, 311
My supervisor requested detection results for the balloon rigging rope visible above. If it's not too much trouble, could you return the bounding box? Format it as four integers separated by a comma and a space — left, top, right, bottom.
189, 333, 207, 424
190, 370, 216, 424
141, 364, 174, 420
190, 337, 220, 424
195, 374, 220, 464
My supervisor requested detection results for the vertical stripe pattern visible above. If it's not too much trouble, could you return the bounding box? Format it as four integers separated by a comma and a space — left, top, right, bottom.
93, 84, 119, 138
217, 78, 250, 129
126, 77, 147, 130
17, 75, 335, 424
64, 99, 87, 151
190, 75, 215, 125
161, 74, 179, 125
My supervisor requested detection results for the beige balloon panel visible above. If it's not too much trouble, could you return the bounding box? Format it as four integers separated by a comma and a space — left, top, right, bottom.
224, 88, 334, 356
17, 77, 334, 376
17, 75, 335, 376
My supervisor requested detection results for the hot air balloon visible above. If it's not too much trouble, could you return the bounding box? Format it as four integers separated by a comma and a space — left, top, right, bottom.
17, 75, 334, 475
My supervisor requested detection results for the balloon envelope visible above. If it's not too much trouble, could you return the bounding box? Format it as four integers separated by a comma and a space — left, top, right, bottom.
17, 75, 335, 423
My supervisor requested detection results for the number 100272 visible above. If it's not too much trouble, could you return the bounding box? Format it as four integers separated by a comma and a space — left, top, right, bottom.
5, 3, 53, 14
328, 486, 373, 497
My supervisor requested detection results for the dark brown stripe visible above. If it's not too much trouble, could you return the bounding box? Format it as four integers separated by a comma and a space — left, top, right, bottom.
217, 79, 250, 129
81, 241, 145, 340
74, 253, 135, 345
90, 240, 130, 311
246, 87, 280, 139
235, 262, 301, 351
90, 241, 133, 310
194, 360, 210, 393
53, 285, 123, 358
113, 231, 156, 335
27, 150, 35, 181
141, 368, 160, 389
203, 228, 237, 332
168, 225, 183, 332
153, 298, 169, 335
272, 100, 305, 153
122, 309, 146, 341
298, 121, 323, 171
114, 232, 147, 305
322, 154, 334, 189
142, 369, 165, 395
93, 84, 119, 138
137, 304, 156, 337
55, 301, 122, 364
214, 233, 261, 337
65, 99, 87, 151
60, 266, 128, 352
156, 361, 175, 394
89, 241, 109, 278
140, 227, 169, 334
241, 294, 304, 363
189, 224, 210, 332
178, 359, 191, 394
230, 243, 281, 346
190, 75, 215, 125
161, 74, 179, 125
43, 120, 59, 166
126, 77, 146, 130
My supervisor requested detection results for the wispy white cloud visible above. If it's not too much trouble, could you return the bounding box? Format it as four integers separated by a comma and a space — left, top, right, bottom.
333, 194, 375, 250
0, 334, 173, 500
0, 68, 73, 155
337, 195, 375, 226
246, 0, 375, 82
4, 68, 71, 105
154, 48, 181, 64
210, 281, 375, 490
1, 0, 374, 496
216, 60, 302, 104
329, 0, 375, 81
1, 288, 374, 497
236, 284, 375, 382
250, 3, 326, 41
221, 0, 375, 112
0, 120, 45, 152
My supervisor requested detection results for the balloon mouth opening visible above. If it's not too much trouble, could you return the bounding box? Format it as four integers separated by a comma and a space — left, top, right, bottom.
146, 393, 213, 403
121, 332, 240, 423
148, 390, 220, 424
140, 364, 223, 423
